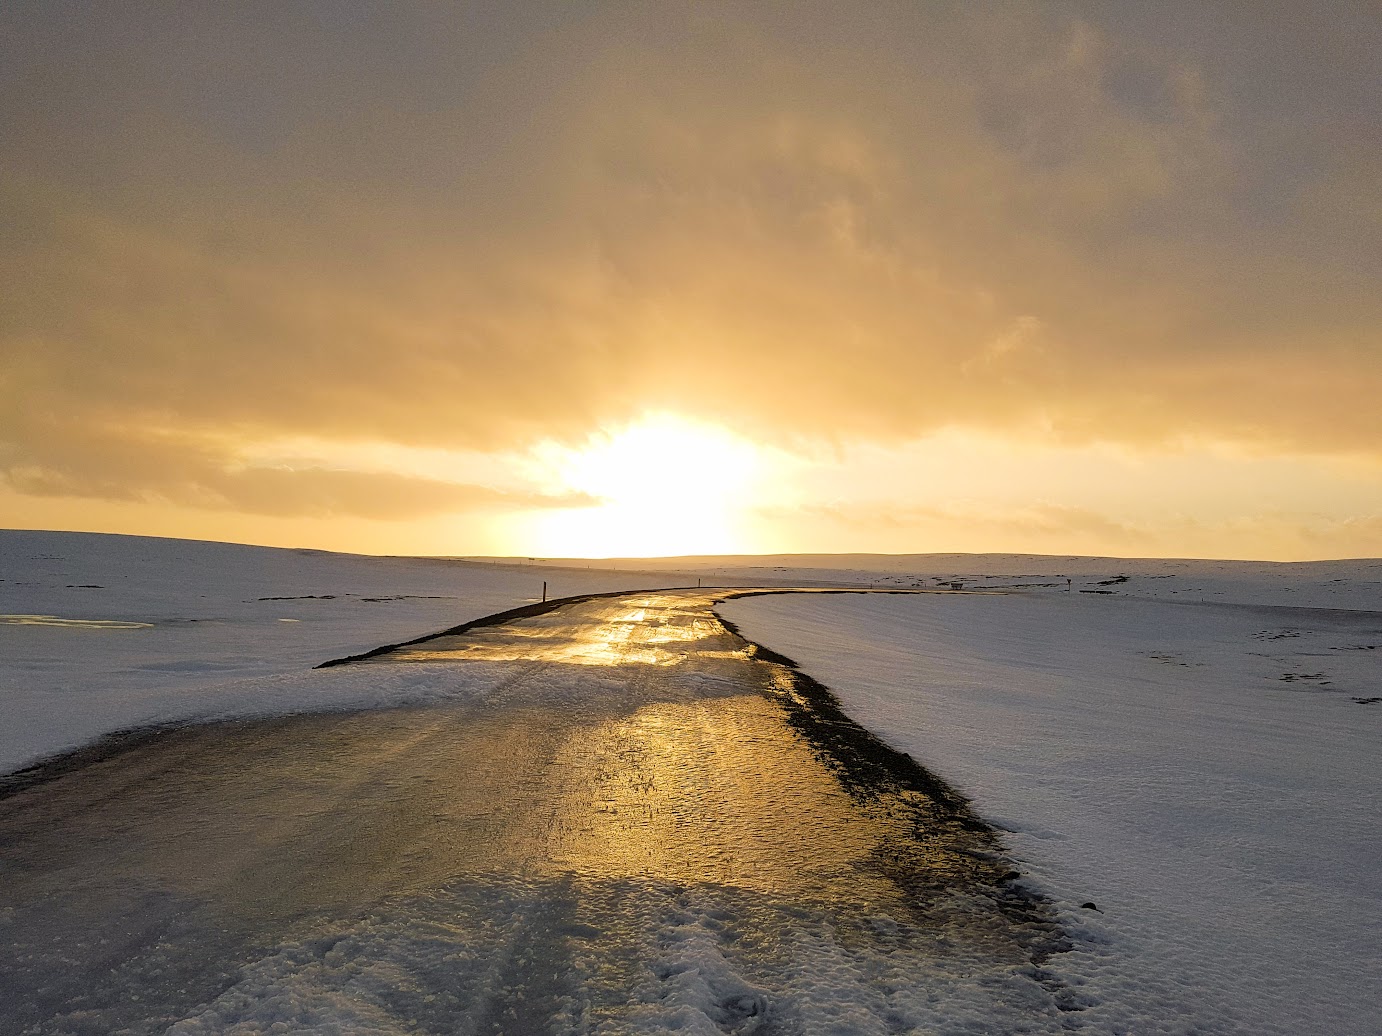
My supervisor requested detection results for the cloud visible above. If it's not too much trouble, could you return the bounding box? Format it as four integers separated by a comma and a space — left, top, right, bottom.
1, 1, 1378, 521
0, 419, 590, 519
760, 498, 1382, 563
764, 499, 1155, 554
5, 463, 589, 520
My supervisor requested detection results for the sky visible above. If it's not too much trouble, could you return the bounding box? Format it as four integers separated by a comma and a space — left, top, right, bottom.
2, 1, 1379, 560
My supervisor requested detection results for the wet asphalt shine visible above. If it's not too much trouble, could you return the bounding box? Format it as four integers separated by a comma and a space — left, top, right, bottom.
0, 589, 1068, 1034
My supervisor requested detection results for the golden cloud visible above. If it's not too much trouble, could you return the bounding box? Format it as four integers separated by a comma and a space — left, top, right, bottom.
1, 3, 1377, 514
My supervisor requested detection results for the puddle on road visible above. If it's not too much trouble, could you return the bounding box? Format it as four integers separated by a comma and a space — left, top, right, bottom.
0, 590, 1070, 1035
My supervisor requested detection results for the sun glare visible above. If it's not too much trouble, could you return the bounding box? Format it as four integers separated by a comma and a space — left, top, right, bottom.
522, 414, 763, 557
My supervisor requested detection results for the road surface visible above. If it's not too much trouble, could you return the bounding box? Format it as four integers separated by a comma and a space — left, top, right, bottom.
0, 590, 1068, 1034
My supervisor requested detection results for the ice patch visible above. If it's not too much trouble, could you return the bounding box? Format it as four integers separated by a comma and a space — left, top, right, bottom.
0, 613, 153, 629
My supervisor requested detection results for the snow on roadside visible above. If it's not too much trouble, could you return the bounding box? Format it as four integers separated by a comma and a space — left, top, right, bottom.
636, 552, 1382, 611
718, 586, 1382, 1036
0, 530, 699, 774
7, 531, 1379, 1031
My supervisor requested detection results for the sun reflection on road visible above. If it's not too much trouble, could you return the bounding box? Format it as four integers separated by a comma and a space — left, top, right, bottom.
391, 598, 734, 668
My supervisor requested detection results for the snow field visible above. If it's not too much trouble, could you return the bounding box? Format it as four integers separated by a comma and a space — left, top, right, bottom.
719, 588, 1382, 1035
0, 530, 701, 773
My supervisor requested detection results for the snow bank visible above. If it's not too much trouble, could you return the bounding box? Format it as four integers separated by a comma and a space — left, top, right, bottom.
719, 584, 1382, 1035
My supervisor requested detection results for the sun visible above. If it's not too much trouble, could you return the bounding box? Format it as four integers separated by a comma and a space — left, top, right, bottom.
521, 414, 764, 557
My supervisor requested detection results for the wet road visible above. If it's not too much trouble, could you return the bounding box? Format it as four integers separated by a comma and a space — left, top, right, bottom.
0, 590, 1067, 1034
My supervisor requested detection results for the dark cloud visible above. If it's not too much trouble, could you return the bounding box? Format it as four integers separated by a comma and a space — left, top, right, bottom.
1, 2, 1378, 513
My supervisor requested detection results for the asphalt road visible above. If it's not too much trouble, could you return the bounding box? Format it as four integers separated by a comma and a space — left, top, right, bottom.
0, 590, 1066, 1034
